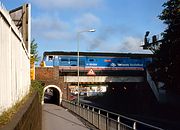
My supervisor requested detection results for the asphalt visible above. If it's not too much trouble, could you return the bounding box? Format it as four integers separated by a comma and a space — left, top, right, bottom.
42, 104, 90, 130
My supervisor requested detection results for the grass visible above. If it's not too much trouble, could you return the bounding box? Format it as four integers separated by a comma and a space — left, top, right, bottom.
31, 80, 44, 100
0, 92, 30, 127
0, 80, 43, 127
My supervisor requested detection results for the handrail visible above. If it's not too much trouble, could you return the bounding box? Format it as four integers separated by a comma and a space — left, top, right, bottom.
62, 99, 164, 130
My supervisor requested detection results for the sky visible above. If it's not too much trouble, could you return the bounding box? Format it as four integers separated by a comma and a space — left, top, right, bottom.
2, 0, 166, 58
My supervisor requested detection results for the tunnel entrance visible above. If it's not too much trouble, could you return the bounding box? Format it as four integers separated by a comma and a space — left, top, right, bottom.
42, 85, 62, 105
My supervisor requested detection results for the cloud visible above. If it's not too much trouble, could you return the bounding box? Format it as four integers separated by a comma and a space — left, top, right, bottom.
87, 26, 126, 50
42, 31, 73, 41
32, 16, 69, 31
32, 13, 101, 41
75, 13, 101, 30
31, 0, 103, 10
83, 24, 150, 53
119, 36, 142, 52
87, 35, 151, 53
110, 36, 152, 53
32, 15, 74, 41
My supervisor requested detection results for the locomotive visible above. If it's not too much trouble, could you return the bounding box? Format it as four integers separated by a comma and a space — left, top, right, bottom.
43, 51, 153, 71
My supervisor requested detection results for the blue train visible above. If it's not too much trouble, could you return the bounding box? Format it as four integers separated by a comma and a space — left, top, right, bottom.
43, 51, 153, 70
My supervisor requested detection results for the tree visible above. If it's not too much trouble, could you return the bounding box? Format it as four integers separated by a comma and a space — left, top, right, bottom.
157, 0, 180, 92
30, 39, 40, 62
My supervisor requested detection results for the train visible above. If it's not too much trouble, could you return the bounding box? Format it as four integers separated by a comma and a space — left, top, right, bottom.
43, 51, 153, 70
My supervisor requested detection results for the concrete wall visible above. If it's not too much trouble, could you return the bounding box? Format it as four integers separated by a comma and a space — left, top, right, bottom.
0, 3, 30, 114
64, 76, 144, 83
0, 92, 42, 130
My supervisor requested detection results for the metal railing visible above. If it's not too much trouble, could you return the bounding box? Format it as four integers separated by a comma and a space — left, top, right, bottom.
62, 100, 164, 130
146, 34, 163, 44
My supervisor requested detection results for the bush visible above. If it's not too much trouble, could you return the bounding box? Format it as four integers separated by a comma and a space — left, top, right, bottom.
31, 80, 44, 101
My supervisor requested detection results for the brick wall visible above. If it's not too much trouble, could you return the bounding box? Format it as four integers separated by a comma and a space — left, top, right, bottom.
35, 67, 70, 100
35, 67, 54, 81
0, 92, 42, 130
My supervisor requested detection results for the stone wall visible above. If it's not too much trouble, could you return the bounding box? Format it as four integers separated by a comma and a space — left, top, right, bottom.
0, 92, 42, 130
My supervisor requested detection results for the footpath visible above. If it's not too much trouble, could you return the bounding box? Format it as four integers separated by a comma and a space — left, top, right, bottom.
42, 104, 90, 130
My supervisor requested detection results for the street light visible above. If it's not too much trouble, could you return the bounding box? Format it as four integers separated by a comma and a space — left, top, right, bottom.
77, 29, 96, 104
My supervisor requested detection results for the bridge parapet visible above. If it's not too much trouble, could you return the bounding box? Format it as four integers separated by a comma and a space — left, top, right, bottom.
64, 76, 144, 83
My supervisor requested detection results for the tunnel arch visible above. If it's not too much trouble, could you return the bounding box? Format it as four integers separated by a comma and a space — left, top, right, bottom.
42, 85, 62, 105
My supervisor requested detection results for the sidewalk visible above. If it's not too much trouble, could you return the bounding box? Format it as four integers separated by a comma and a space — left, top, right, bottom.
42, 104, 90, 130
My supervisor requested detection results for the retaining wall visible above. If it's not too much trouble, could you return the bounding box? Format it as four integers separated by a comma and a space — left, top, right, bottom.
0, 92, 42, 130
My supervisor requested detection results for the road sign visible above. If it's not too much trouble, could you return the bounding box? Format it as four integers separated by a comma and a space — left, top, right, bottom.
87, 68, 96, 76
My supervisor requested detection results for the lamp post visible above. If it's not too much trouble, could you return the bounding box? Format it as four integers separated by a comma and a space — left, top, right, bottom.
77, 29, 96, 104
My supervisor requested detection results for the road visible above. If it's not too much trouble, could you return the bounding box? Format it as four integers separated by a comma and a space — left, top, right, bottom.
42, 104, 89, 130
80, 97, 180, 130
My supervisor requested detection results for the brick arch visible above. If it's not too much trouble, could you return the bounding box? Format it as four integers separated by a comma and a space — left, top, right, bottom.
42, 85, 62, 105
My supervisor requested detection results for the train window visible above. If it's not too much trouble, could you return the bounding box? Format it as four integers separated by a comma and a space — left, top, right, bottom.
70, 59, 77, 61
89, 59, 95, 62
130, 57, 142, 59
71, 64, 77, 66
61, 58, 69, 61
48, 56, 53, 60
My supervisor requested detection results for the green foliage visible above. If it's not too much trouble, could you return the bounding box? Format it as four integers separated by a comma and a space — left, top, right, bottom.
159, 0, 180, 42
159, 0, 180, 24
31, 80, 44, 100
31, 39, 40, 62
157, 0, 180, 91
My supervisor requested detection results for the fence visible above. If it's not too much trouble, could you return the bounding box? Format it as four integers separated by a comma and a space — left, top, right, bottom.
0, 2, 30, 114
62, 100, 164, 130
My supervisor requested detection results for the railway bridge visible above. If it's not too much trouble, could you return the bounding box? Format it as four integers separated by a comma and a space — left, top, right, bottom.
35, 51, 163, 105
35, 66, 145, 104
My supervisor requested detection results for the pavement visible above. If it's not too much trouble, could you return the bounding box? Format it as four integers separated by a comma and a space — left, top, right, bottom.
42, 104, 90, 130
